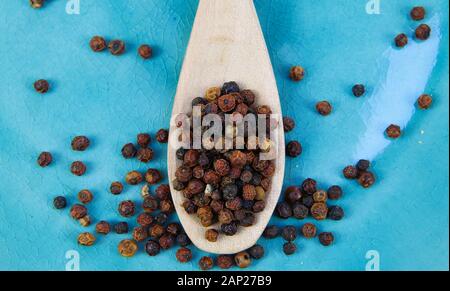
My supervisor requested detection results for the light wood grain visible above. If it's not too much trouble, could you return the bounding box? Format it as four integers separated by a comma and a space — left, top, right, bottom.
168, 0, 285, 254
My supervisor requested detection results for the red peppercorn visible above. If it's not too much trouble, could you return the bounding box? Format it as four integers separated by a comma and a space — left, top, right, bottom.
316, 101, 332, 116
145, 169, 162, 184
70, 161, 86, 176
358, 171, 376, 188
216, 255, 234, 269
415, 24, 431, 40
283, 117, 296, 132
176, 247, 193, 263
108, 40, 125, 55
289, 66, 305, 82
410, 6, 426, 21
77, 189, 93, 204
286, 141, 302, 157
110, 181, 124, 195
199, 256, 214, 270
138, 44, 153, 59
37, 152, 52, 167
95, 221, 111, 235
71, 136, 90, 151
301, 223, 317, 238
137, 213, 153, 227
136, 148, 154, 163
156, 129, 169, 143
395, 33, 408, 48
118, 200, 136, 217
34, 79, 49, 93
417, 94, 433, 109
385, 124, 402, 139
89, 36, 106, 52
70, 204, 87, 220
318, 232, 335, 246
343, 165, 358, 179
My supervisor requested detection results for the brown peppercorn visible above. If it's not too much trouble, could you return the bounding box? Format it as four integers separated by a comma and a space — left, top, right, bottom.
160, 199, 174, 213
242, 184, 257, 201
316, 101, 332, 116
70, 204, 87, 220
225, 197, 243, 211
301, 178, 317, 195
283, 117, 296, 132
70, 161, 86, 176
289, 66, 305, 82
216, 255, 234, 269
149, 224, 165, 238
285, 186, 302, 203
110, 181, 124, 195
155, 184, 171, 200
176, 247, 193, 263
156, 129, 169, 143
108, 39, 125, 55
95, 221, 111, 235
78, 232, 96, 246
395, 33, 408, 48
89, 36, 107, 52
138, 44, 153, 59
205, 87, 221, 102
235, 103, 249, 115
234, 252, 251, 268
411, 6, 426, 21
214, 159, 231, 176
37, 152, 52, 167
327, 185, 343, 200
137, 148, 154, 163
415, 24, 431, 40
33, 79, 49, 93
166, 223, 182, 236
205, 229, 219, 242
343, 165, 358, 179
121, 143, 137, 159
118, 200, 136, 217
136, 213, 153, 227
159, 234, 175, 250
118, 239, 138, 257
193, 166, 205, 179
30, 0, 44, 9
358, 171, 376, 188
145, 169, 162, 184
78, 189, 93, 204
184, 150, 199, 167
197, 206, 214, 227
310, 203, 328, 220
286, 141, 302, 157
386, 124, 402, 139
301, 223, 317, 238
141, 196, 158, 214
137, 133, 151, 148
199, 256, 214, 270
217, 94, 237, 113
417, 94, 433, 109
313, 190, 327, 203
318, 232, 335, 246
175, 166, 193, 183
125, 171, 143, 185
71, 136, 90, 151
132, 226, 149, 242
79, 215, 91, 227
218, 209, 234, 224
229, 151, 247, 169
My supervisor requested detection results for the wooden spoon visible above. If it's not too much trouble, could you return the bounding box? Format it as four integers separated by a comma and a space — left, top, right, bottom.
168, 0, 285, 254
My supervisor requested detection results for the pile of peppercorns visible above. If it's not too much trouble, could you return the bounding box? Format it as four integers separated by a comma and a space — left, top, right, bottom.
343, 159, 376, 189
89, 35, 153, 59
394, 6, 432, 48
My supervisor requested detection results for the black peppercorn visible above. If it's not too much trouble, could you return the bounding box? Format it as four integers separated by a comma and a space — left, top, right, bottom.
176, 233, 191, 247
263, 225, 279, 239
53, 196, 67, 209
156, 129, 169, 143
318, 232, 335, 246
281, 225, 297, 241
155, 212, 169, 225
292, 203, 309, 219
121, 143, 137, 159
328, 206, 345, 221
34, 79, 49, 93
118, 200, 136, 217
248, 244, 264, 259
286, 141, 302, 157
283, 117, 296, 132
352, 84, 366, 97
114, 222, 129, 234
145, 240, 161, 256
327, 185, 343, 200
221, 81, 240, 95
283, 242, 297, 255
276, 202, 293, 219
221, 222, 238, 236
356, 159, 371, 171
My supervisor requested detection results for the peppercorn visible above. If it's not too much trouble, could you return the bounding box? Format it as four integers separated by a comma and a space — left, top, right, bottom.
30, 0, 44, 9
138, 44, 153, 59
233, 251, 251, 268
310, 203, 328, 220
154, 185, 170, 201
282, 117, 296, 132
183, 150, 199, 167
149, 224, 165, 238
197, 206, 214, 227
33, 79, 49, 93
352, 84, 366, 97
313, 190, 327, 203
252, 201, 265, 213
53, 196, 67, 209
240, 89, 256, 105
78, 232, 96, 246
417, 94, 433, 109
281, 225, 297, 241
182, 200, 197, 214
318, 232, 335, 246
328, 206, 345, 220
186, 179, 206, 196
239, 211, 256, 227
316, 101, 332, 116
145, 169, 162, 184
176, 233, 191, 247
301, 195, 314, 208
110, 181, 124, 195
79, 216, 91, 228
217, 255, 234, 269
217, 209, 234, 225
142, 196, 158, 213
118, 239, 138, 257
205, 229, 219, 242
276, 202, 293, 219
247, 244, 264, 260
225, 197, 243, 211
176, 247, 193, 263
285, 186, 302, 203
70, 204, 87, 220
156, 129, 169, 143
121, 143, 137, 159
229, 151, 247, 169
218, 94, 237, 112
175, 166, 193, 183
395, 33, 408, 48
204, 87, 220, 102
284, 242, 298, 255
301, 223, 317, 238
70, 161, 86, 176
343, 165, 358, 179
166, 223, 181, 236
253, 186, 265, 201
159, 234, 175, 250
327, 185, 343, 200
221, 222, 238, 236
221, 81, 240, 95
358, 171, 376, 188
38, 152, 52, 167
78, 189, 93, 204
415, 24, 431, 40
263, 225, 279, 239
132, 226, 148, 242
286, 141, 302, 157
114, 222, 129, 234
156, 212, 169, 225
301, 178, 317, 195
135, 213, 152, 227
89, 36, 106, 52
108, 40, 125, 55
71, 136, 90, 151
289, 66, 305, 82
240, 184, 256, 201
137, 148, 154, 163
386, 124, 402, 139
145, 240, 161, 256
95, 221, 111, 235
118, 200, 135, 217
199, 256, 214, 270
214, 159, 231, 176
356, 159, 371, 171
292, 203, 309, 219
125, 171, 143, 185
411, 6, 426, 21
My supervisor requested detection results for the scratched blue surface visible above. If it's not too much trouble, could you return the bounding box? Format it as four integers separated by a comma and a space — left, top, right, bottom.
0, 0, 448, 271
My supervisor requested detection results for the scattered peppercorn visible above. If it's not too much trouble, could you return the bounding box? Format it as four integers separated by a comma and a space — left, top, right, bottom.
110, 181, 124, 195
263, 225, 279, 239
301, 223, 317, 238
417, 94, 433, 109
121, 143, 137, 159
30, 0, 44, 9
327, 185, 343, 200
70, 204, 87, 220
125, 171, 143, 185
281, 225, 297, 241
137, 213, 153, 227
205, 229, 219, 242
289, 66, 305, 82
283, 117, 296, 132
33, 79, 49, 93
156, 129, 169, 143
283, 242, 297, 255
176, 247, 193, 263
310, 203, 328, 220
316, 101, 332, 116
138, 44, 153, 59
137, 148, 154, 163
137, 133, 151, 148
343, 165, 358, 179
95, 221, 111, 235
89, 36, 107, 52
318, 232, 335, 246
114, 222, 129, 234
358, 171, 376, 188
118, 200, 136, 217
411, 6, 426, 21
78, 232, 96, 246
292, 203, 309, 219
415, 24, 431, 40
145, 169, 162, 184
118, 239, 138, 257
149, 224, 165, 238
78, 189, 93, 204
352, 84, 366, 97
234, 252, 251, 268
286, 141, 302, 157
217, 255, 234, 269
395, 33, 408, 48
145, 240, 161, 256
37, 152, 52, 167
132, 226, 149, 242
385, 124, 402, 139
53, 196, 67, 209
70, 161, 86, 176
71, 136, 90, 151
328, 206, 345, 221
108, 40, 125, 55
176, 233, 191, 247
356, 159, 371, 172
199, 256, 214, 270
79, 215, 91, 227
276, 202, 293, 219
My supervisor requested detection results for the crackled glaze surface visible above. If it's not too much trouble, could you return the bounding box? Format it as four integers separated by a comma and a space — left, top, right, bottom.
0, 0, 448, 270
